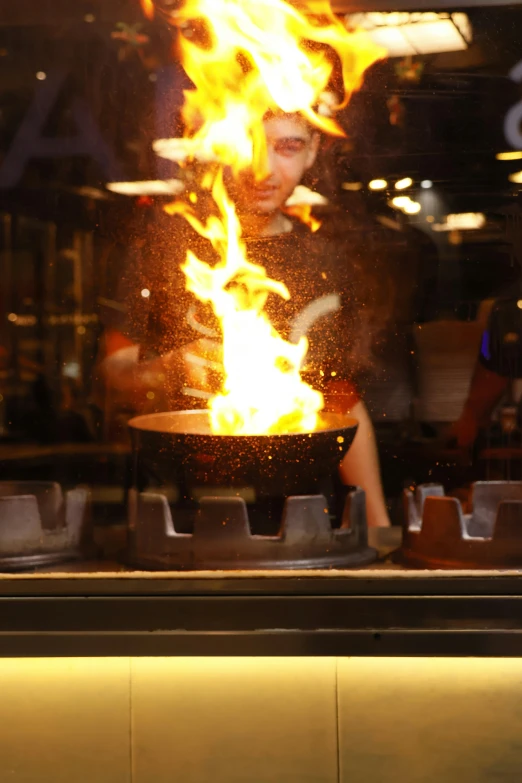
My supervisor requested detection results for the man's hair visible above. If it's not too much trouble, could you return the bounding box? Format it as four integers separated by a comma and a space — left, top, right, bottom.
262, 108, 319, 135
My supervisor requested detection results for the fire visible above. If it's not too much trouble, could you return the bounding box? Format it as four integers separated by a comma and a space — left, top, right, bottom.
284, 203, 322, 233
169, 172, 323, 434
148, 0, 385, 435
140, 0, 155, 19
174, 0, 384, 178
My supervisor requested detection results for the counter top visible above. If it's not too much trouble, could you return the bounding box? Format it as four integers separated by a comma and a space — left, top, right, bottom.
1, 534, 522, 657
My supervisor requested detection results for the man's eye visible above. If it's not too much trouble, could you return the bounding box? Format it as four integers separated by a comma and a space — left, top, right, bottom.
273, 139, 307, 156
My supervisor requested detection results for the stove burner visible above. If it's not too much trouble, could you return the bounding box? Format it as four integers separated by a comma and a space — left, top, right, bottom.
402, 481, 522, 568
0, 481, 91, 571
128, 488, 376, 570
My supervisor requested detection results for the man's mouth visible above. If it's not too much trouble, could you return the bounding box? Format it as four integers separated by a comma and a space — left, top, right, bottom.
253, 185, 278, 198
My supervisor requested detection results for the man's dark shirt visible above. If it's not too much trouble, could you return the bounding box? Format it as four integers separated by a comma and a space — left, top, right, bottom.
99, 207, 407, 413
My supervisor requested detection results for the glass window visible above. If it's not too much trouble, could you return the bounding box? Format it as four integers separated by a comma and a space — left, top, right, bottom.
1, 0, 522, 574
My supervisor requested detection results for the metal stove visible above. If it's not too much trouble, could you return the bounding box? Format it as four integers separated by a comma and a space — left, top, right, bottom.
0, 481, 91, 570
126, 409, 377, 570
402, 481, 522, 568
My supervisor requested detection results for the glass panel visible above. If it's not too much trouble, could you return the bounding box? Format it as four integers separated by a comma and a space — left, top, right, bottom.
0, 0, 522, 573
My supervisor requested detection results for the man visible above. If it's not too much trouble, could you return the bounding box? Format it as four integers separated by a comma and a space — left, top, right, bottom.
99, 112, 391, 527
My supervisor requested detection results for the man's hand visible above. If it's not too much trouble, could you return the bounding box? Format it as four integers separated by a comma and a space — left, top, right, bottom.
446, 411, 479, 450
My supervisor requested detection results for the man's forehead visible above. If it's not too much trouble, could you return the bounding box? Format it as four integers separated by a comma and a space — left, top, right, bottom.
263, 116, 312, 141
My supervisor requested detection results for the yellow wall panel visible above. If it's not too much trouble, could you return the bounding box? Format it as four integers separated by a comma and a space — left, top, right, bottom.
338, 657, 522, 783
131, 656, 338, 783
0, 658, 131, 783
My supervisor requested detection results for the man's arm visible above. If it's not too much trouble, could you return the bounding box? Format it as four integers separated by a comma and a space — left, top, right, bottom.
451, 361, 509, 448
98, 328, 221, 412
339, 399, 390, 528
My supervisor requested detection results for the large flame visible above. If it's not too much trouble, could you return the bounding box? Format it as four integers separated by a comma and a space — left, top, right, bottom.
174, 0, 384, 177
152, 0, 385, 435
168, 172, 323, 434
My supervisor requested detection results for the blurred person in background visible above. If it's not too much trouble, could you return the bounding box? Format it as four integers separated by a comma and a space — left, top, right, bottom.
451, 298, 522, 449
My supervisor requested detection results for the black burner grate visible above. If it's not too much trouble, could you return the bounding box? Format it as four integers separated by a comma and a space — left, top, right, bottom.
0, 481, 91, 571
402, 481, 522, 568
128, 488, 376, 570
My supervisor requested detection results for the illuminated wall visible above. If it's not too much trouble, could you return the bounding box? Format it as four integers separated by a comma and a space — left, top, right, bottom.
0, 657, 520, 782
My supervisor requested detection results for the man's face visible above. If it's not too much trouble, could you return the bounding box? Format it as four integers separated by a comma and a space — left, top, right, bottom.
234, 114, 319, 215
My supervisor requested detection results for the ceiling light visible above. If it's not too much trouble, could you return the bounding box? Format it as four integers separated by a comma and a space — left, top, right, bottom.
420, 180, 433, 189
391, 196, 409, 208
390, 195, 421, 215
369, 179, 387, 191
432, 213, 486, 231
395, 177, 413, 190
153, 138, 216, 163
497, 151, 522, 161
345, 12, 472, 58
106, 179, 184, 196
403, 201, 421, 215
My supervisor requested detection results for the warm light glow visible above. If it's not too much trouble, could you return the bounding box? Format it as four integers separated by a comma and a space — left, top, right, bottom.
421, 179, 433, 189
403, 200, 421, 215
346, 12, 472, 57
395, 177, 412, 190
148, 0, 385, 435
369, 179, 387, 190
509, 171, 522, 184
36, 71, 46, 81
390, 195, 421, 214
141, 289, 151, 298
433, 212, 486, 231
342, 182, 363, 191
497, 151, 522, 161
517, 300, 522, 310
153, 138, 217, 164
106, 179, 184, 196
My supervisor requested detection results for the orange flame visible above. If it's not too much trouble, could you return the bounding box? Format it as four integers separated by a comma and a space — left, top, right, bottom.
157, 0, 385, 434
140, 0, 155, 19
173, 0, 384, 177
284, 204, 322, 233
171, 172, 323, 434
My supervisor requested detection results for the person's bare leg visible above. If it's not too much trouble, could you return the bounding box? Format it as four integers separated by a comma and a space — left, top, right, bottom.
339, 399, 390, 528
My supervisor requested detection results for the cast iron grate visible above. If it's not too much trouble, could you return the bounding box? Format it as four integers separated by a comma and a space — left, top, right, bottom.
402, 481, 522, 568
128, 487, 376, 570
0, 481, 91, 570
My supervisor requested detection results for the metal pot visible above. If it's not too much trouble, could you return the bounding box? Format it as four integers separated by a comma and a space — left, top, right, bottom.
128, 410, 358, 497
